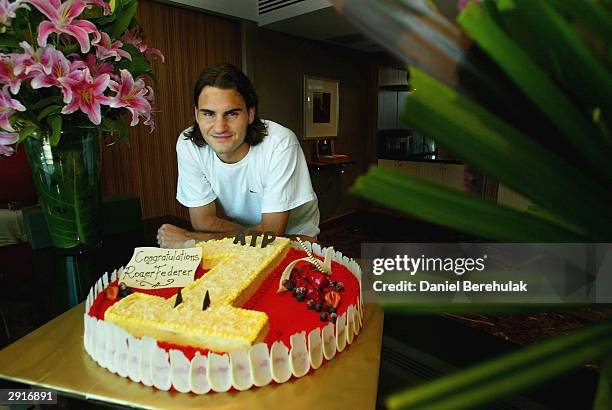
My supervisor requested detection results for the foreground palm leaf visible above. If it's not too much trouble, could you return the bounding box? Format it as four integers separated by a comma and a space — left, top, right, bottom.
351, 167, 587, 242
386, 321, 612, 409
331, 0, 612, 408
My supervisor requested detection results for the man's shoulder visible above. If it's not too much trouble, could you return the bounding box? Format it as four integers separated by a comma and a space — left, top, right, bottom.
176, 127, 214, 163
261, 120, 299, 150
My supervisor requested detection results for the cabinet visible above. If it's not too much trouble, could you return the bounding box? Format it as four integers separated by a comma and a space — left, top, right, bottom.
377, 66, 410, 130
378, 90, 411, 129
378, 159, 467, 191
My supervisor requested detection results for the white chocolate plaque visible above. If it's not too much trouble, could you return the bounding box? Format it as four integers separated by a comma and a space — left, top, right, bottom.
120, 247, 202, 289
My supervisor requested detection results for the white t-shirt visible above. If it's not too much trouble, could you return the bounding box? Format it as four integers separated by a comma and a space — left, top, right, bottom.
176, 120, 320, 237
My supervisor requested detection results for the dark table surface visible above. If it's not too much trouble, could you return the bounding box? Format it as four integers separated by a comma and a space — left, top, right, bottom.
0, 215, 181, 351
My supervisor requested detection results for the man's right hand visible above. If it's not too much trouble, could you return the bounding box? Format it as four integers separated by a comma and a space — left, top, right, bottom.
157, 224, 196, 248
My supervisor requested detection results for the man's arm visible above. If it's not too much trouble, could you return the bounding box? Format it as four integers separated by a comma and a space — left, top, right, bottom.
157, 202, 307, 247
189, 201, 243, 233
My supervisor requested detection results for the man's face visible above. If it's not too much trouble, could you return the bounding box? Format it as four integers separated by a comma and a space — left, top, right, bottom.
194, 86, 255, 163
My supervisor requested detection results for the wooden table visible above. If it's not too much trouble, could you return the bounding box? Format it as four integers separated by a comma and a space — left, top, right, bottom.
0, 303, 383, 409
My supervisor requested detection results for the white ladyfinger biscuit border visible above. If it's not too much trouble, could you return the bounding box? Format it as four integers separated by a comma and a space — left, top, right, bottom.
308, 327, 323, 369
346, 305, 355, 345
270, 341, 291, 383
114, 325, 129, 378
289, 331, 309, 378
84, 242, 365, 394
208, 353, 232, 392
169, 349, 191, 393
151, 345, 172, 391
230, 350, 253, 391
127, 335, 142, 383
249, 342, 272, 387
140, 337, 155, 387
190, 352, 211, 394
105, 323, 118, 374
336, 312, 347, 352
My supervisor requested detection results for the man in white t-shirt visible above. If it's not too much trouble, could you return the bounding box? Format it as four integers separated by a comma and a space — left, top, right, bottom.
157, 64, 319, 247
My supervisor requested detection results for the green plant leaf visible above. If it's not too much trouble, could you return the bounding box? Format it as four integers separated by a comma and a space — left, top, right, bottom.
386, 321, 612, 410
31, 95, 63, 112
18, 124, 38, 142
36, 105, 62, 122
117, 42, 152, 78
108, 0, 137, 38
92, 0, 120, 26
402, 69, 612, 240
49, 115, 62, 146
594, 355, 612, 410
495, 0, 612, 130
61, 44, 79, 55
351, 167, 587, 242
0, 33, 20, 48
10, 10, 26, 42
458, 2, 612, 183
548, 0, 612, 61
101, 117, 130, 145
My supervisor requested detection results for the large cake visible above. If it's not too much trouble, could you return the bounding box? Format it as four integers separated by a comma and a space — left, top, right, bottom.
84, 234, 364, 393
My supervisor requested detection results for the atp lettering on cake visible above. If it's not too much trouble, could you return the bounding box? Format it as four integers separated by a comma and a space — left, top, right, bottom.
121, 247, 202, 289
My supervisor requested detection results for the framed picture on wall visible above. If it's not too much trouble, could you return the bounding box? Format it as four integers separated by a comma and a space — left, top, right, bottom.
303, 76, 339, 139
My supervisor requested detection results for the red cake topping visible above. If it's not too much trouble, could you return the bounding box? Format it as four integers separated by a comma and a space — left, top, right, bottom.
88, 248, 360, 356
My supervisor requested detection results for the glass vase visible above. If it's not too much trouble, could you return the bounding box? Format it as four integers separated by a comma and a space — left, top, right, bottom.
23, 129, 102, 249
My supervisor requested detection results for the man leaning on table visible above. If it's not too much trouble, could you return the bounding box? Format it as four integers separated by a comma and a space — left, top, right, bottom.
157, 63, 319, 248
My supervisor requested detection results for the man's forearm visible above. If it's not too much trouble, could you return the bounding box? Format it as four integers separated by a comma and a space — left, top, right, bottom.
190, 215, 262, 241
192, 215, 245, 233
185, 230, 233, 242
187, 231, 316, 243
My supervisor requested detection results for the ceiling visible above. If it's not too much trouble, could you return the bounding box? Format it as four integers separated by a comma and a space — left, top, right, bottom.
260, 1, 460, 54
262, 6, 383, 53
167, 0, 461, 55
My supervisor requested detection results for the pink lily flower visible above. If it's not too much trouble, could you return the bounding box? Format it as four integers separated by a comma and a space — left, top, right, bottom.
28, 0, 100, 53
121, 28, 165, 62
94, 32, 131, 62
29, 46, 85, 92
108, 69, 152, 128
0, 0, 29, 31
83, 54, 112, 77
84, 0, 109, 15
143, 114, 154, 133
0, 130, 18, 156
145, 85, 154, 102
0, 54, 27, 93
61, 67, 112, 125
13, 42, 55, 76
0, 85, 26, 131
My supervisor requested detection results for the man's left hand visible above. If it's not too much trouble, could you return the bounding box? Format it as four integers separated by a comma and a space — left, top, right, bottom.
157, 224, 196, 248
